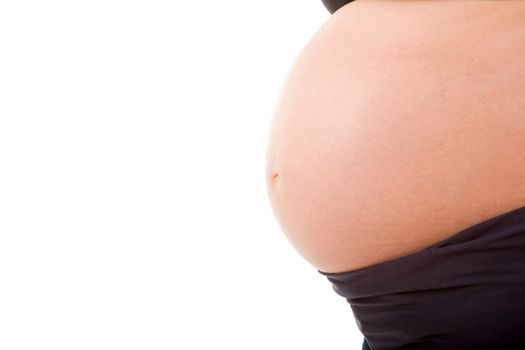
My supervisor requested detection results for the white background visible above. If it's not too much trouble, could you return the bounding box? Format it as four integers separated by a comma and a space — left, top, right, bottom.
0, 0, 363, 348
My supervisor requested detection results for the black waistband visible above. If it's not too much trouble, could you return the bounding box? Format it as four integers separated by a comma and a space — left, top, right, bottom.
319, 204, 525, 349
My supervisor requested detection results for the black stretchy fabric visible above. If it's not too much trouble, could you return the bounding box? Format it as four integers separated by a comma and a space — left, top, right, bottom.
318, 205, 525, 350
321, 0, 354, 14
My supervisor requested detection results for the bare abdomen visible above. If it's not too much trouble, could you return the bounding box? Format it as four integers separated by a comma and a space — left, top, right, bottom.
265, 0, 525, 273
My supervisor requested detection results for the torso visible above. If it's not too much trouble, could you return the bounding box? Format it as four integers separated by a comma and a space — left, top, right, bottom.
265, 0, 525, 273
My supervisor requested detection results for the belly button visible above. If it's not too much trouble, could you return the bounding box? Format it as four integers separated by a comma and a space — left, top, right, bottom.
268, 172, 279, 186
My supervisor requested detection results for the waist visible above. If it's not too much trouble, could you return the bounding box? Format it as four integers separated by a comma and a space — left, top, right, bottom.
318, 204, 525, 349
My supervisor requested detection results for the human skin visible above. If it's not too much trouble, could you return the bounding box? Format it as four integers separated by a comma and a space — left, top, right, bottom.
265, 0, 525, 274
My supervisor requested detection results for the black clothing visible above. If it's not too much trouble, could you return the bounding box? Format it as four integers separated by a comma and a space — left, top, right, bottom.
321, 0, 354, 14
319, 205, 525, 349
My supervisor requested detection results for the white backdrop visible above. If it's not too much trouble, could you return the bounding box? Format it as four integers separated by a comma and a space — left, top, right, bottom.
0, 0, 363, 348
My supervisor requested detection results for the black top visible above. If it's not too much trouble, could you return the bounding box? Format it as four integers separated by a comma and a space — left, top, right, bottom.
321, 0, 354, 14
318, 204, 525, 350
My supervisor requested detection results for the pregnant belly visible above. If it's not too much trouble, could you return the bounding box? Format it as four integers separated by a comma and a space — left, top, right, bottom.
265, 0, 525, 273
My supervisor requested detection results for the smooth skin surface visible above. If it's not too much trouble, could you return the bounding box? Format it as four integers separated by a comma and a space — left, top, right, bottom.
265, 0, 525, 273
